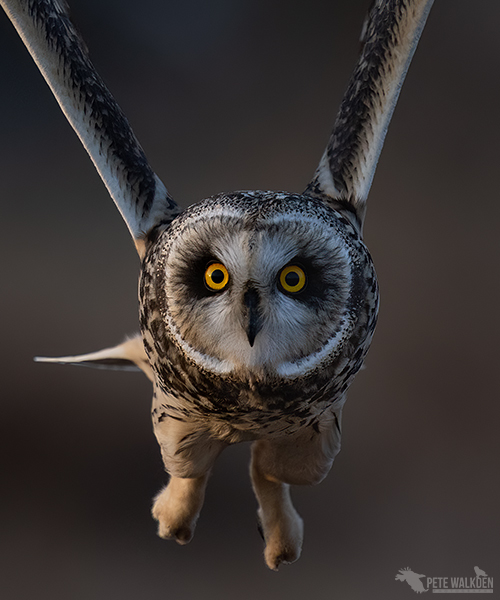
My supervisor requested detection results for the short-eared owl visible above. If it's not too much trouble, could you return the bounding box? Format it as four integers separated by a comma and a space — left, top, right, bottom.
1, 0, 433, 569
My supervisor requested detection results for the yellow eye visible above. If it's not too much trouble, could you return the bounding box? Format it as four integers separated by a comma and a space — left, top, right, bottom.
204, 262, 229, 291
279, 265, 307, 294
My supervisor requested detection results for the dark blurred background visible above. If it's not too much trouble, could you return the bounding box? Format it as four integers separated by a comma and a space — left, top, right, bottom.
1, 1, 499, 598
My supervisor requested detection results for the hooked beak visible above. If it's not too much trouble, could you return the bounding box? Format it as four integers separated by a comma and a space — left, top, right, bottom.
243, 287, 262, 347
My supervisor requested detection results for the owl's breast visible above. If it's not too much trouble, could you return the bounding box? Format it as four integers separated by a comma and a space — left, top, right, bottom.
139, 191, 379, 441
144, 319, 368, 442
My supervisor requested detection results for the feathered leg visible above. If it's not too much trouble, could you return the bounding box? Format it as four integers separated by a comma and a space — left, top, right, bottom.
250, 407, 343, 570
152, 413, 227, 544
250, 446, 304, 570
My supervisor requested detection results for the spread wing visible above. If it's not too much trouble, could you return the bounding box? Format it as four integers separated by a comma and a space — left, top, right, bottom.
306, 0, 434, 226
1, 0, 181, 256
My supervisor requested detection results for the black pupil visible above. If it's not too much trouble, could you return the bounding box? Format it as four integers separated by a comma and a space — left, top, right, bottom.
211, 269, 225, 284
285, 271, 300, 287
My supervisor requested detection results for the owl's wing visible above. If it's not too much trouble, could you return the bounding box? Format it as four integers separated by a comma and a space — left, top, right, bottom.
1, 0, 181, 256
34, 334, 154, 382
306, 0, 434, 226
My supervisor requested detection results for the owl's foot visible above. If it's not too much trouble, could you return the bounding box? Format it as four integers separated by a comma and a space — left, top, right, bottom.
152, 474, 208, 545
257, 496, 304, 570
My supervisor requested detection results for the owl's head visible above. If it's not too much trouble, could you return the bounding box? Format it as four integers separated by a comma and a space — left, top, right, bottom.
141, 191, 377, 383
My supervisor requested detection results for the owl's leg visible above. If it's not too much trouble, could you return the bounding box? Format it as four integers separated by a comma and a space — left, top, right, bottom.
152, 418, 226, 545
250, 408, 343, 570
152, 474, 209, 545
250, 449, 304, 570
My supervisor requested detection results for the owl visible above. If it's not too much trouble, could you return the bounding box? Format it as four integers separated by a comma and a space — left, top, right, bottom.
1, 0, 434, 569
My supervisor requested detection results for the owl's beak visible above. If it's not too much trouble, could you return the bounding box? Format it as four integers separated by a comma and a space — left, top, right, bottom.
243, 287, 262, 347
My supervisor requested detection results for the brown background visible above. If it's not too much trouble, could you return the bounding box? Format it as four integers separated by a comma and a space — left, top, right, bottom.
1, 1, 499, 598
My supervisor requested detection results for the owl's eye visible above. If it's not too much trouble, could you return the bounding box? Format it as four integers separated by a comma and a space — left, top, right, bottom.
204, 262, 229, 291
279, 265, 307, 294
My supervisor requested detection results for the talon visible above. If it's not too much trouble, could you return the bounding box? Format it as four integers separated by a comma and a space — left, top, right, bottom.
256, 513, 265, 541
173, 526, 193, 545
156, 521, 193, 545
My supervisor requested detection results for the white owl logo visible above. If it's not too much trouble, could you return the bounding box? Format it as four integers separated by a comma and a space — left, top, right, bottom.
395, 568, 428, 593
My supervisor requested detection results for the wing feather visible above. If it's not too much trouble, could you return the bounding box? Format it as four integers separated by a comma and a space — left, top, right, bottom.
34, 334, 154, 381
306, 0, 434, 225
1, 0, 181, 254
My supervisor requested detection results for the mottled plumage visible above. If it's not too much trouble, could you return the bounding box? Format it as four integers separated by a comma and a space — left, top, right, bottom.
140, 191, 378, 467
1, 0, 433, 570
